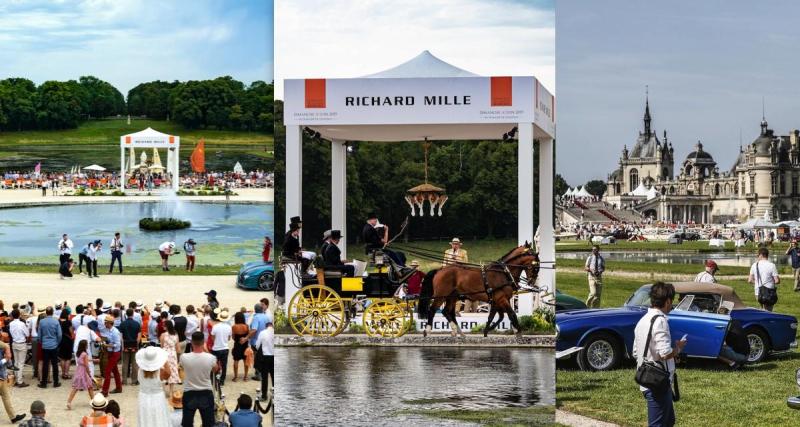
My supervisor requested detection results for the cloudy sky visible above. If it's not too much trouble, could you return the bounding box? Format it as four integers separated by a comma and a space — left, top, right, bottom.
274, 0, 554, 99
557, 0, 800, 186
0, 0, 273, 96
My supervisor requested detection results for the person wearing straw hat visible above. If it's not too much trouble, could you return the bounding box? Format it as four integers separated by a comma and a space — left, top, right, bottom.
135, 346, 172, 427
158, 242, 176, 272
210, 309, 233, 386
168, 390, 184, 427
80, 394, 117, 426
443, 237, 469, 267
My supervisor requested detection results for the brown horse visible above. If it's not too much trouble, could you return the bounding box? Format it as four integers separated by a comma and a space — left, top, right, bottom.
417, 242, 540, 337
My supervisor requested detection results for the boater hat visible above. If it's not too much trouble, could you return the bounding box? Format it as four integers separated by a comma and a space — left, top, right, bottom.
135, 346, 168, 372
451, 238, 461, 244
90, 393, 108, 410
217, 310, 231, 321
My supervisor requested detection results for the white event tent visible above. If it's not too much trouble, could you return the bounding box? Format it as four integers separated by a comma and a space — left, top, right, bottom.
282, 51, 556, 316
119, 128, 180, 191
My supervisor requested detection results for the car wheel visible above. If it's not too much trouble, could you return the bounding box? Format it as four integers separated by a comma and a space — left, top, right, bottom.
577, 332, 621, 371
258, 271, 275, 291
745, 327, 770, 363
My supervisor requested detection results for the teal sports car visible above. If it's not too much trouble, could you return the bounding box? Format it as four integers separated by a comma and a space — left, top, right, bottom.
236, 261, 275, 291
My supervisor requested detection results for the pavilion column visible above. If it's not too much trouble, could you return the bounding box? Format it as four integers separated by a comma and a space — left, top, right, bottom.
331, 139, 347, 259
284, 125, 303, 308
120, 145, 125, 192
537, 134, 556, 312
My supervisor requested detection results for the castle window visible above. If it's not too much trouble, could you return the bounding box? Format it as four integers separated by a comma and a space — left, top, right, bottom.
685, 165, 693, 176
749, 176, 755, 194
780, 174, 786, 194
629, 168, 639, 192
793, 176, 798, 196
734, 182, 739, 195
662, 167, 669, 179
772, 175, 778, 195
714, 184, 720, 196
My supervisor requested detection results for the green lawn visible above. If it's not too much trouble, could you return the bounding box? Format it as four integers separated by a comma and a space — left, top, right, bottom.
0, 119, 273, 172
557, 258, 761, 276
557, 270, 800, 426
346, 238, 519, 272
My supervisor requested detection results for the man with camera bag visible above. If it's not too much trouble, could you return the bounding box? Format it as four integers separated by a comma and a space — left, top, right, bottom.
109, 232, 124, 274
749, 247, 780, 311
633, 282, 687, 427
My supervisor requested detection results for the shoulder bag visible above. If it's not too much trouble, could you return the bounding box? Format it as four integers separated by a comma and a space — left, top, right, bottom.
755, 262, 778, 306
634, 315, 671, 393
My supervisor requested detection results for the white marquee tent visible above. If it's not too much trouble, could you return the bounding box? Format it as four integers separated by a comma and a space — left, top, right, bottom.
119, 128, 180, 191
629, 183, 649, 197
282, 51, 556, 316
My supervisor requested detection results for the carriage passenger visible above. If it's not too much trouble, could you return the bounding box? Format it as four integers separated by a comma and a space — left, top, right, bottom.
322, 230, 355, 277
362, 213, 406, 266
404, 260, 425, 296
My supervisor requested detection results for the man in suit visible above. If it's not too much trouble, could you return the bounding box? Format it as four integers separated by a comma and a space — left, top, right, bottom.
361, 213, 406, 266
322, 230, 355, 277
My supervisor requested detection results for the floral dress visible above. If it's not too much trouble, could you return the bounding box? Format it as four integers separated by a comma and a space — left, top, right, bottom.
160, 332, 181, 384
72, 352, 93, 390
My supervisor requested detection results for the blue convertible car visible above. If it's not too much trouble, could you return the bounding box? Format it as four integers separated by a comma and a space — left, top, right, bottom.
236, 261, 275, 291
556, 282, 797, 371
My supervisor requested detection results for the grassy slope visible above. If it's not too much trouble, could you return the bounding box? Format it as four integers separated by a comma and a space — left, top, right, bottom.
556, 269, 800, 426
0, 119, 273, 172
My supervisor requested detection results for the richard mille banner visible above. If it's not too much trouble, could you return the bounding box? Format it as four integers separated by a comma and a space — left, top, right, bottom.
283, 76, 549, 126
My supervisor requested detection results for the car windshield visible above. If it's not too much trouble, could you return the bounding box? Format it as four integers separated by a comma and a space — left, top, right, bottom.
624, 286, 652, 307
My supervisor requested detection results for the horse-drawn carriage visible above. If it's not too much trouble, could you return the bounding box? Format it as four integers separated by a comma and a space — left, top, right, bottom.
279, 242, 546, 339
282, 250, 417, 338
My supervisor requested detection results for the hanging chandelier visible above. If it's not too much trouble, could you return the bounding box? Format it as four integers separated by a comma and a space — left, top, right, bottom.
405, 139, 447, 216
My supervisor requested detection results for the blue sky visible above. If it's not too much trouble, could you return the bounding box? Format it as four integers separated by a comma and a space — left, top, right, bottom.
557, 0, 800, 186
274, 0, 554, 99
0, 0, 274, 96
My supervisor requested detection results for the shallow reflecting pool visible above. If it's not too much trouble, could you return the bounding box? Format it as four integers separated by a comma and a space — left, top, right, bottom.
0, 201, 272, 265
275, 347, 554, 426
558, 250, 786, 267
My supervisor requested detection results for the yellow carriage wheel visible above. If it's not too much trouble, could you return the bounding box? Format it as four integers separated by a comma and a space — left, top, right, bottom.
288, 285, 346, 337
364, 300, 408, 338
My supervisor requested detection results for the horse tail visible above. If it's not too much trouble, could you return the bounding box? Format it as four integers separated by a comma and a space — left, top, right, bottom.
417, 269, 439, 319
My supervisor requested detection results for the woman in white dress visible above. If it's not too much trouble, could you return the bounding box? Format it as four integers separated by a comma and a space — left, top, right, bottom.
135, 346, 172, 427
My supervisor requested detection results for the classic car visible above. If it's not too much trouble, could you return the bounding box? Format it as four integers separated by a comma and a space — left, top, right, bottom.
556, 282, 798, 371
555, 290, 588, 312
236, 261, 275, 291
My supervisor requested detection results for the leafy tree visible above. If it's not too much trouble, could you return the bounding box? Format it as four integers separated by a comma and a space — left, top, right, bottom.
35, 81, 83, 129
78, 76, 125, 117
585, 179, 606, 196
554, 174, 569, 196
0, 78, 37, 131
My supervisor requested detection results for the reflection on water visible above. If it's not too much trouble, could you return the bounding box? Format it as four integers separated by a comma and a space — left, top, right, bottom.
0, 202, 272, 265
275, 347, 554, 426
559, 251, 787, 267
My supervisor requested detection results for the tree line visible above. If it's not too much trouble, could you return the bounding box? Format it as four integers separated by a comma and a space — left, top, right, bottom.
0, 75, 273, 133
273, 100, 551, 248
128, 77, 273, 132
0, 76, 125, 131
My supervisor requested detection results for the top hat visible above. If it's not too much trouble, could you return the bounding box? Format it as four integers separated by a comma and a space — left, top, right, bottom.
331, 230, 342, 240
290, 216, 302, 224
